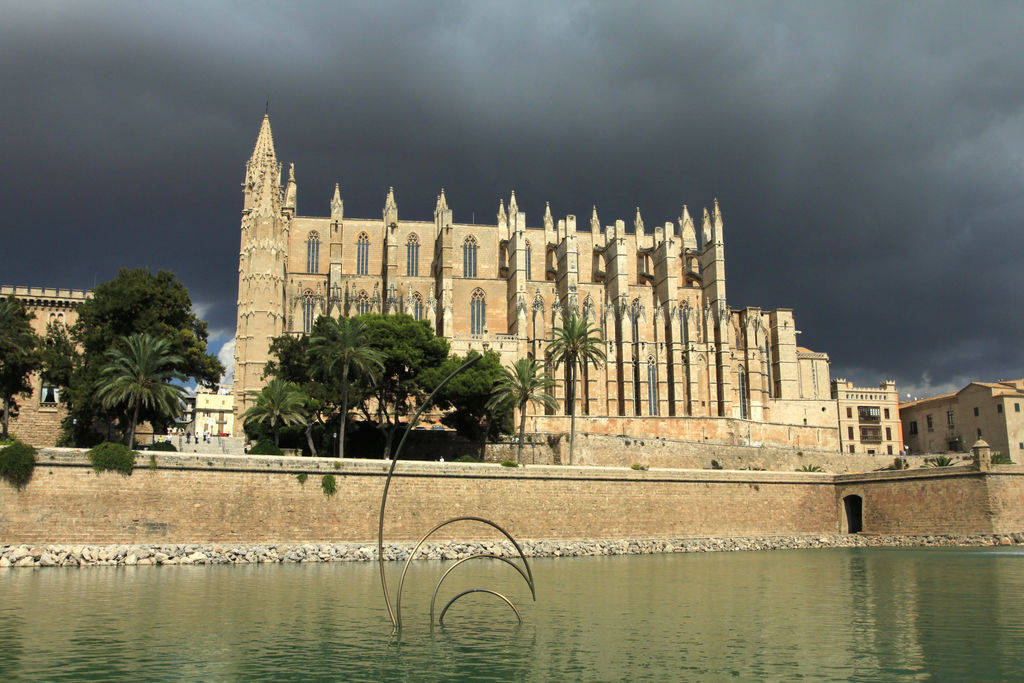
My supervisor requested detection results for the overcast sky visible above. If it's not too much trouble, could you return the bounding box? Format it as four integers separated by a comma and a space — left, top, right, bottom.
2, 1, 1022, 398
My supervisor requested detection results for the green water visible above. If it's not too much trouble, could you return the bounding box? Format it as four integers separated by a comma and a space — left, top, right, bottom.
2, 547, 1023, 680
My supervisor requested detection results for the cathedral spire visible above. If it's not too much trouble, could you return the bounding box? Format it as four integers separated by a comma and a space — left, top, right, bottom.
247, 114, 282, 218
508, 190, 518, 216
543, 201, 554, 231
436, 188, 448, 213
590, 205, 600, 233
634, 207, 644, 234
701, 206, 713, 246
383, 186, 397, 224
284, 162, 297, 213
680, 205, 696, 249
712, 197, 724, 243
330, 183, 343, 220
249, 114, 277, 168
497, 197, 507, 226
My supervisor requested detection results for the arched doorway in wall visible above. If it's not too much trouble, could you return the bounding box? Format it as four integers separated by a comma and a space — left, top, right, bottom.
843, 495, 863, 534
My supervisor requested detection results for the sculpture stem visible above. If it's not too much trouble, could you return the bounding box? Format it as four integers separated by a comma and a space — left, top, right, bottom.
378, 354, 483, 628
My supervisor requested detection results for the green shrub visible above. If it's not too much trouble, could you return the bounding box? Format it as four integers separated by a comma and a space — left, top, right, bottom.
456, 454, 480, 463
796, 464, 823, 472
296, 472, 308, 484
333, 461, 341, 470
924, 455, 955, 468
500, 460, 518, 467
148, 441, 177, 452
0, 440, 37, 488
148, 454, 158, 471
321, 473, 337, 496
992, 452, 1014, 465
630, 463, 648, 471
249, 439, 283, 456
87, 442, 136, 476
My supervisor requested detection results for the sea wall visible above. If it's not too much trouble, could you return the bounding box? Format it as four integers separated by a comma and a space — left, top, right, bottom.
835, 466, 1024, 535
2, 449, 1023, 547
2, 449, 836, 545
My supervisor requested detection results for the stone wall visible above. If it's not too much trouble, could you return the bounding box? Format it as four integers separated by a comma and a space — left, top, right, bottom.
3, 450, 1022, 547
7, 403, 66, 448
528, 414, 840, 451
835, 468, 992, 535
2, 449, 837, 545
484, 432, 947, 473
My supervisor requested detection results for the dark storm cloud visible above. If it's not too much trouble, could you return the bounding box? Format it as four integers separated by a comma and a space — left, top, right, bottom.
2, 1, 1022, 396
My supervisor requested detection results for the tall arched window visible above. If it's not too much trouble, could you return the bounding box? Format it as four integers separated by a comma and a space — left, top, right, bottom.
411, 292, 424, 321
306, 231, 320, 274
525, 240, 532, 280
632, 301, 642, 415
356, 233, 370, 275
738, 365, 749, 419
302, 290, 316, 333
356, 291, 370, 315
470, 289, 486, 334
647, 357, 659, 416
406, 234, 419, 276
764, 338, 773, 398
463, 236, 478, 278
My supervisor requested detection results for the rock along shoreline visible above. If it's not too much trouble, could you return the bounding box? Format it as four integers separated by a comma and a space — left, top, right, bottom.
2, 533, 1023, 568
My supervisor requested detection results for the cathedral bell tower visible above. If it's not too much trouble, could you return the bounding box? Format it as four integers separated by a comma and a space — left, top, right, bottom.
233, 114, 290, 420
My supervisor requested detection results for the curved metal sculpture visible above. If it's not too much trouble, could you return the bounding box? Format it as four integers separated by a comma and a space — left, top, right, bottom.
377, 355, 536, 630
439, 589, 522, 625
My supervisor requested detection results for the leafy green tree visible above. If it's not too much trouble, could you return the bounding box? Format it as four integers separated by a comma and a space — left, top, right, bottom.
264, 332, 331, 456
548, 312, 605, 466
488, 357, 558, 465
425, 350, 511, 459
0, 296, 42, 440
309, 316, 384, 459
242, 378, 309, 447
63, 269, 223, 445
95, 334, 187, 447
358, 314, 450, 459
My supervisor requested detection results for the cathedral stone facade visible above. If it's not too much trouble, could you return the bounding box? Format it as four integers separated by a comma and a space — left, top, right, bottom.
234, 115, 856, 448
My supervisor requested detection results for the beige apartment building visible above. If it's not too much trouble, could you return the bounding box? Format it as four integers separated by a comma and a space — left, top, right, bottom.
901, 380, 1024, 459
832, 379, 902, 455
232, 114, 897, 451
192, 388, 235, 438
1, 285, 90, 445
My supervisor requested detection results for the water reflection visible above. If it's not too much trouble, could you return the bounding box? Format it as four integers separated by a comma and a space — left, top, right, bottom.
1, 548, 1023, 680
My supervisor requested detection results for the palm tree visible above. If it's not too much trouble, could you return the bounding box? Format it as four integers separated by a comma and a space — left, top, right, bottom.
242, 378, 309, 447
547, 312, 605, 466
0, 297, 41, 439
309, 316, 384, 458
488, 357, 557, 465
95, 333, 186, 447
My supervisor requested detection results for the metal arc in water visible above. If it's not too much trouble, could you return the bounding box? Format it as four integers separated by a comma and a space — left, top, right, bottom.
395, 515, 535, 629
429, 554, 536, 623
439, 589, 523, 625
